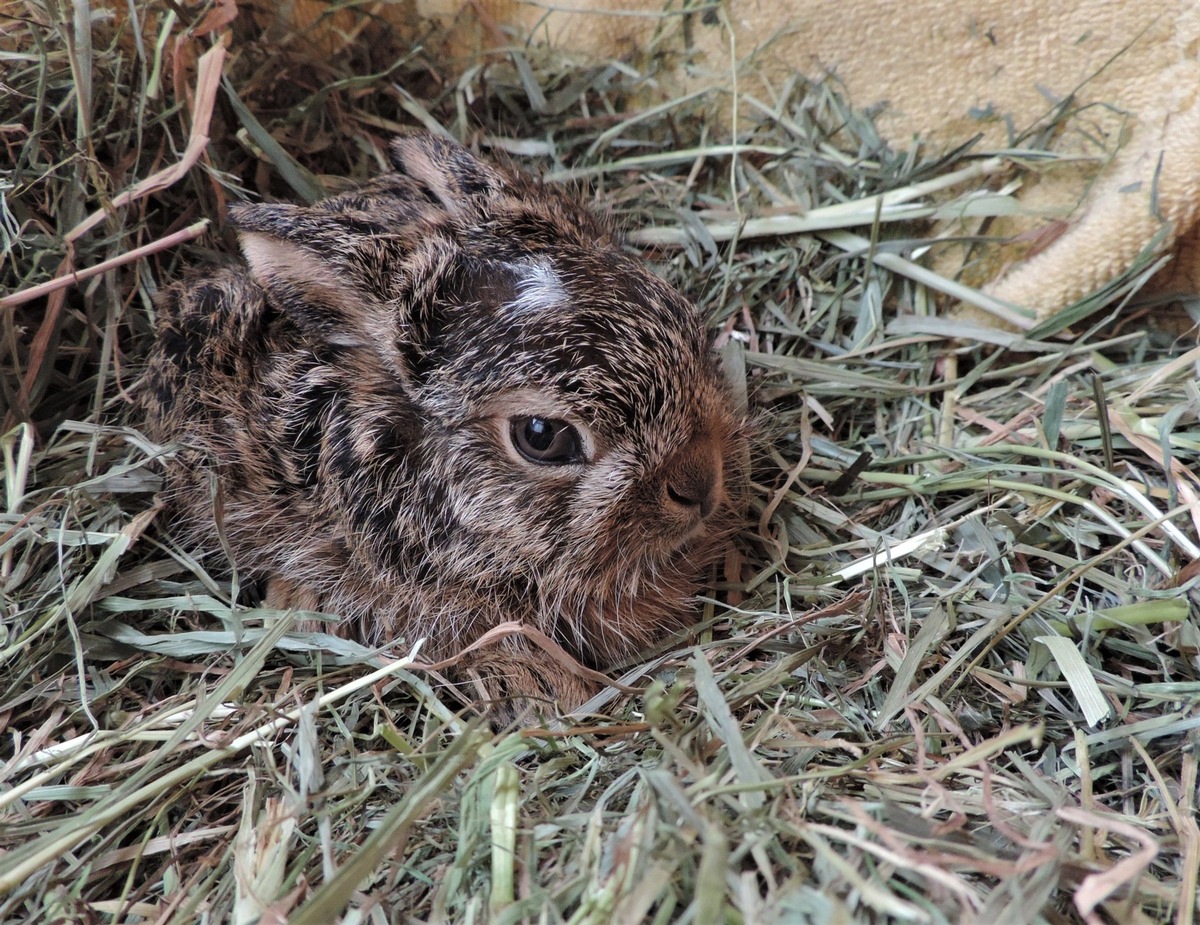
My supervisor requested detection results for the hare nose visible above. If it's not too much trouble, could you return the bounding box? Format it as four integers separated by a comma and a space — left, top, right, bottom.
666, 437, 724, 519
667, 474, 717, 518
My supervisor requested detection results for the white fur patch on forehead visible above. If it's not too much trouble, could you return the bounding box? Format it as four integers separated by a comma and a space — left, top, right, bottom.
507, 259, 568, 315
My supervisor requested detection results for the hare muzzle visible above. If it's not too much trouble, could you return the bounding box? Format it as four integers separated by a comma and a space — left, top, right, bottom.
664, 433, 726, 525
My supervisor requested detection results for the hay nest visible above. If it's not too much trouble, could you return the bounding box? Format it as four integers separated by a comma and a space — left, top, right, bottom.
2, 4, 1198, 923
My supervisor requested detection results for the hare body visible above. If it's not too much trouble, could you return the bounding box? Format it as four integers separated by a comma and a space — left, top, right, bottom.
144, 135, 744, 718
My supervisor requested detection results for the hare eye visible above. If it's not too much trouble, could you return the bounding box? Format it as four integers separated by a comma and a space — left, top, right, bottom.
511, 416, 583, 465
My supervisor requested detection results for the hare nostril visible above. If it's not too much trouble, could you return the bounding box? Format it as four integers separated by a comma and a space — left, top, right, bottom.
667, 479, 716, 518
666, 432, 724, 521
667, 484, 698, 507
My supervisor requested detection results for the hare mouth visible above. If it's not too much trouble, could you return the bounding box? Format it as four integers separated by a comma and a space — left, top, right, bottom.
634, 523, 721, 571
667, 519, 710, 550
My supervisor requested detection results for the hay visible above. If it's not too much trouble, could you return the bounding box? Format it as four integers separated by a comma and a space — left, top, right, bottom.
3, 3, 1199, 923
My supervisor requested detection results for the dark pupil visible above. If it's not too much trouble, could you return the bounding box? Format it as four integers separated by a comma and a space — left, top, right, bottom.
525, 417, 556, 452
511, 415, 580, 465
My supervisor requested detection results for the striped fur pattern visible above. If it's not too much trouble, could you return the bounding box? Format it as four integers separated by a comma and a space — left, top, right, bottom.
144, 134, 746, 721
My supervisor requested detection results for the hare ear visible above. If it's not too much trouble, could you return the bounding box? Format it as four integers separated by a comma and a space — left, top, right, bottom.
230, 203, 376, 346
231, 202, 351, 287
388, 134, 506, 211
229, 202, 459, 381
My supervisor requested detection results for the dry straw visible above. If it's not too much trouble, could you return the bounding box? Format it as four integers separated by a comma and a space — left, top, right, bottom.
2, 2, 1199, 923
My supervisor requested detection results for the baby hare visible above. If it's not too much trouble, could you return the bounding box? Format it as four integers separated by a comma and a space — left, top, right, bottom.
145, 134, 745, 721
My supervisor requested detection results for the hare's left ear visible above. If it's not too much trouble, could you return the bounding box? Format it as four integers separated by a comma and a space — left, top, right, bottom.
229, 202, 457, 378
388, 134, 507, 211
229, 202, 379, 345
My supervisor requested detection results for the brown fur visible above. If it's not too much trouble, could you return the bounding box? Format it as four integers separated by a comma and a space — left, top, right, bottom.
143, 134, 746, 722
